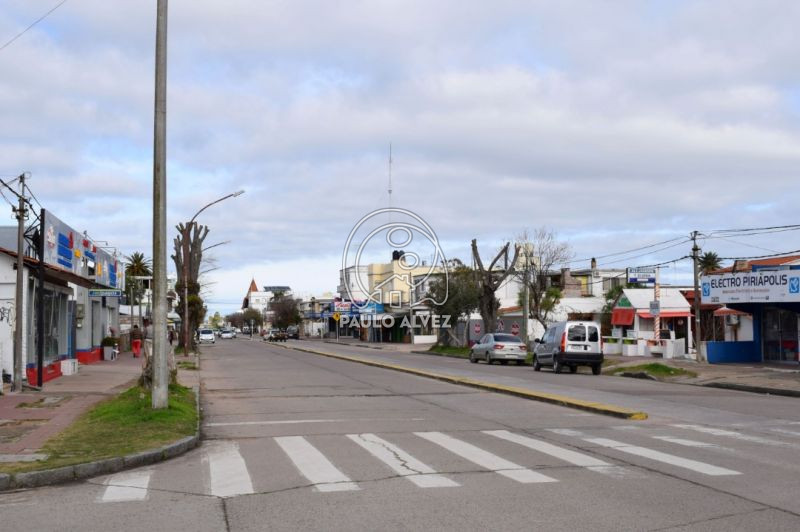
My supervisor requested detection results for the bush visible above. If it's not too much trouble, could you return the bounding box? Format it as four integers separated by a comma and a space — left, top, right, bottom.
101, 336, 118, 347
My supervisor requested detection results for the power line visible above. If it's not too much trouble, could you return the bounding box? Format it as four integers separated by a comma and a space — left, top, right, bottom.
707, 223, 800, 235
598, 239, 691, 266
710, 235, 780, 254
717, 250, 800, 261
25, 183, 44, 210
0, 0, 69, 52
567, 235, 686, 265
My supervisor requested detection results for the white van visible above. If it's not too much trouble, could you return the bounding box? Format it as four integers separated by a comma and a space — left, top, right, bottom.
533, 321, 603, 375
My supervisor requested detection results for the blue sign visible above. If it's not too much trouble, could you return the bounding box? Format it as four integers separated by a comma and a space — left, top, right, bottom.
702, 283, 711, 297
790, 277, 800, 294
89, 289, 122, 298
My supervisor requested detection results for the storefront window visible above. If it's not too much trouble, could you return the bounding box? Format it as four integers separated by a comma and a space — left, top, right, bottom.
30, 287, 68, 363
763, 307, 799, 362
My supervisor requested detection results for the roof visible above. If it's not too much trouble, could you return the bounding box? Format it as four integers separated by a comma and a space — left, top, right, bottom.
248, 278, 259, 293
619, 288, 689, 311
711, 255, 800, 273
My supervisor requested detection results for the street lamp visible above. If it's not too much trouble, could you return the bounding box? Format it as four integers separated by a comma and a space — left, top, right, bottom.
182, 191, 244, 355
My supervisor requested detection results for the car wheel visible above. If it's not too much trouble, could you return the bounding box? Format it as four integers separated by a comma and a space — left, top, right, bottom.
469, 351, 477, 363
516, 360, 524, 366
486, 355, 493, 365
569, 365, 577, 374
533, 357, 541, 371
500, 360, 509, 365
592, 363, 602, 375
553, 358, 562, 374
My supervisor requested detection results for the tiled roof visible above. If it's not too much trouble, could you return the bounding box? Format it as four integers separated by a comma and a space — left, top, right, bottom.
711, 255, 800, 273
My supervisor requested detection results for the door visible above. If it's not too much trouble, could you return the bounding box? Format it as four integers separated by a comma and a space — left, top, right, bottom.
763, 307, 799, 362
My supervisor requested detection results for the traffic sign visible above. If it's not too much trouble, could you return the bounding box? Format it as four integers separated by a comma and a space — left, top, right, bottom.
511, 322, 520, 335
649, 300, 661, 317
473, 322, 481, 335
89, 289, 122, 297
497, 320, 505, 332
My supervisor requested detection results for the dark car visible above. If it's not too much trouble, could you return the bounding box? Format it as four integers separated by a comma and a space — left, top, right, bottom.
286, 326, 299, 339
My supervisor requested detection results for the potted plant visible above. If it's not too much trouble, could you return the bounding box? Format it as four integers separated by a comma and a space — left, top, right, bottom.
101, 336, 118, 361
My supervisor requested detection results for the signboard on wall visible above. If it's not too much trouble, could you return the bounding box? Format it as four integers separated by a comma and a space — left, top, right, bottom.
42, 209, 119, 288
701, 271, 800, 304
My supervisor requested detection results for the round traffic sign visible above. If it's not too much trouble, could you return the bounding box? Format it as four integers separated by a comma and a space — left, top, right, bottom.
473, 322, 481, 335
511, 322, 520, 335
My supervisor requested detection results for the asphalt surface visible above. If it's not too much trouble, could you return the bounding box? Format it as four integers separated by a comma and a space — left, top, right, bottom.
2, 338, 800, 531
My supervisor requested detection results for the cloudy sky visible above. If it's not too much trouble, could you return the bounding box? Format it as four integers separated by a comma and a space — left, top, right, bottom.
1, 0, 799, 316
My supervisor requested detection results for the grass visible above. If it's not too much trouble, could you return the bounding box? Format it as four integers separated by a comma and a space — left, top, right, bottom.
607, 363, 697, 379
428, 345, 472, 358
0, 384, 197, 475
177, 361, 198, 370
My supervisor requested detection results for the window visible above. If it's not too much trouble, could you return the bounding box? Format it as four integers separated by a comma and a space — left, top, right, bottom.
568, 325, 586, 342
494, 334, 522, 343
587, 326, 599, 342
544, 327, 555, 343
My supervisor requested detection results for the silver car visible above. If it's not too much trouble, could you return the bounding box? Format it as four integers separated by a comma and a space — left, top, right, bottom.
198, 328, 215, 344
470, 333, 528, 365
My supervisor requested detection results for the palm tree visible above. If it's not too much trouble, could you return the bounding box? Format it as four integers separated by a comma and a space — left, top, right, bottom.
699, 251, 722, 274
125, 252, 152, 304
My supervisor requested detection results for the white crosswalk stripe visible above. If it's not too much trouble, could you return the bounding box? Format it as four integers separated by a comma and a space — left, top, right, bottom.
275, 436, 360, 492
584, 438, 741, 476
99, 469, 152, 503
204, 440, 255, 497
672, 424, 799, 448
347, 433, 459, 488
651, 436, 730, 451
415, 431, 557, 484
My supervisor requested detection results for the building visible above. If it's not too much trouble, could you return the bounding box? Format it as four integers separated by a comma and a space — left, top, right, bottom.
610, 288, 692, 357
701, 255, 800, 363
240, 279, 292, 329
0, 210, 121, 387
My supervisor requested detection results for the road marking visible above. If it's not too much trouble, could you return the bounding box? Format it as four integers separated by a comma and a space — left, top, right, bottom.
414, 431, 557, 484
347, 433, 459, 488
652, 436, 726, 449
99, 470, 152, 502
768, 428, 800, 438
546, 428, 585, 437
672, 424, 797, 448
275, 436, 359, 492
584, 438, 740, 476
205, 417, 425, 427
484, 430, 636, 478
611, 425, 642, 431
204, 440, 255, 497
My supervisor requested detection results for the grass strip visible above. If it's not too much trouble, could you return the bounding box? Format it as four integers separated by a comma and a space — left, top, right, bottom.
428, 345, 471, 357
1, 384, 196, 474
607, 363, 697, 379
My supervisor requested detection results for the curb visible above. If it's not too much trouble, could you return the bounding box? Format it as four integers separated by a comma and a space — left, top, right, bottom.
0, 384, 202, 492
701, 381, 800, 398
278, 344, 647, 420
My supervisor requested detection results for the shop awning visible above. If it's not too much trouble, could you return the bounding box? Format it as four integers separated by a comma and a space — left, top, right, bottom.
611, 308, 635, 326
713, 307, 749, 317
637, 310, 691, 319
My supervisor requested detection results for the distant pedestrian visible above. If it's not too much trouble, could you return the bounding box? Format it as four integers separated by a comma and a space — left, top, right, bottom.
168, 328, 175, 346
131, 325, 143, 358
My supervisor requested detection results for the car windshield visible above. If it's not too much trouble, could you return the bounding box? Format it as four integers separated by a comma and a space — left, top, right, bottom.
200, 329, 213, 334
494, 334, 522, 343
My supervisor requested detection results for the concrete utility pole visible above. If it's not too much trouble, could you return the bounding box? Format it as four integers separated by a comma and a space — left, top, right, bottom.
521, 249, 530, 346
691, 231, 702, 360
151, 0, 169, 409
12, 173, 26, 392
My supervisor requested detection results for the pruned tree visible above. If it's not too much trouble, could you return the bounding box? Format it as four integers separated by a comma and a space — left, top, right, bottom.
426, 265, 480, 346
471, 239, 520, 334
171, 222, 209, 349
515, 228, 571, 330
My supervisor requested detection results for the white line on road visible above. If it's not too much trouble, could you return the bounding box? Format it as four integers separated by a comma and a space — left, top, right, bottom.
347, 433, 459, 488
672, 424, 797, 448
652, 436, 728, 450
205, 418, 425, 427
584, 438, 741, 476
768, 427, 800, 438
484, 430, 636, 478
275, 436, 359, 492
204, 440, 255, 497
414, 431, 557, 484
545, 428, 585, 437
99, 470, 152, 503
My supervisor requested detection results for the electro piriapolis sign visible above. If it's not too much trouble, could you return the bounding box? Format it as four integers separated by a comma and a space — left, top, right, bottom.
701, 271, 800, 304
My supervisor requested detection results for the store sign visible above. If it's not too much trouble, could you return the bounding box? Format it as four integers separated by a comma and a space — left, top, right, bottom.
42, 210, 120, 288
627, 267, 656, 284
89, 289, 122, 298
701, 271, 800, 304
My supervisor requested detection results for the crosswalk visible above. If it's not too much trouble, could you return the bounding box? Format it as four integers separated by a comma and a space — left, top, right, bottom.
95, 422, 800, 502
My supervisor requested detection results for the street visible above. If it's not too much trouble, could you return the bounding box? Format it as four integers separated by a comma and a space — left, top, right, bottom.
2, 338, 800, 531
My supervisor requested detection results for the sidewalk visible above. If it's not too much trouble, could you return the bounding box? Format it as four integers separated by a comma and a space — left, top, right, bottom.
0, 353, 143, 463
603, 355, 800, 397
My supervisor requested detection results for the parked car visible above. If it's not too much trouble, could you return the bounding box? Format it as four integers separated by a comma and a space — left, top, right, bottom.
286, 326, 299, 339
220, 329, 234, 339
533, 320, 603, 375
264, 329, 287, 342
198, 328, 216, 344
469, 333, 528, 365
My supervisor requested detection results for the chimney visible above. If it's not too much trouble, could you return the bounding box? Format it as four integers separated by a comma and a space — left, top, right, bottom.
591, 257, 597, 269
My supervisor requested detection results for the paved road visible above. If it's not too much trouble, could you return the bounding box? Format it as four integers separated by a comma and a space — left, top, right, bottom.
2, 338, 800, 531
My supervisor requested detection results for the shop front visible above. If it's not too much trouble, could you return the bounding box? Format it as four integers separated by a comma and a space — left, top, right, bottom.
702, 264, 800, 363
